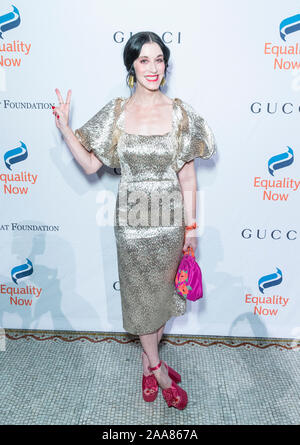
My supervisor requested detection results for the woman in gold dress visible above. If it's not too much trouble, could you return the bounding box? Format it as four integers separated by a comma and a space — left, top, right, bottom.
52, 31, 216, 410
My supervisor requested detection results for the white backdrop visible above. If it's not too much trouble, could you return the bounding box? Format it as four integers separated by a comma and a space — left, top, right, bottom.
1, 0, 299, 338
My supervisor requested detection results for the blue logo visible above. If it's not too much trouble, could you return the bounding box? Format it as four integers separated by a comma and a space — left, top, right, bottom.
258, 268, 283, 294
0, 5, 21, 39
280, 14, 300, 41
11, 258, 33, 284
4, 141, 28, 170
268, 147, 294, 176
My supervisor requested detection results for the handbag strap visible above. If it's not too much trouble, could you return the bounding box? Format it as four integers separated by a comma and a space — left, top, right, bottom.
183, 246, 195, 258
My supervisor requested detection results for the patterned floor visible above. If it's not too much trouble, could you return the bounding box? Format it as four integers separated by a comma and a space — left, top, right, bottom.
0, 329, 299, 425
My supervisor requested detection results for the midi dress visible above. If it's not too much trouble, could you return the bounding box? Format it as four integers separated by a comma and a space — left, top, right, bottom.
75, 96, 217, 335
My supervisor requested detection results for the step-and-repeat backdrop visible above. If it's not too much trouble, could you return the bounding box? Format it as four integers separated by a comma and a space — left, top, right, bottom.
1, 0, 299, 338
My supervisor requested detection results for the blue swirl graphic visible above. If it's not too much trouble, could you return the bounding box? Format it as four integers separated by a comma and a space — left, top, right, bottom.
11, 258, 33, 285
0, 5, 21, 39
4, 141, 28, 170
258, 268, 283, 294
268, 147, 294, 176
280, 14, 300, 41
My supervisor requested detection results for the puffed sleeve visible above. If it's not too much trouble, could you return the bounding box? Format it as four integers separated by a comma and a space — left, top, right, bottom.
172, 99, 217, 173
74, 97, 121, 169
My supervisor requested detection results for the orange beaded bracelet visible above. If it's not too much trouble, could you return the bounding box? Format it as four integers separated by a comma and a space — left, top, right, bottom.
185, 222, 197, 232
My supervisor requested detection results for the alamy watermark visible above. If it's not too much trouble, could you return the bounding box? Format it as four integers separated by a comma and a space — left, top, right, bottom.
95, 187, 204, 231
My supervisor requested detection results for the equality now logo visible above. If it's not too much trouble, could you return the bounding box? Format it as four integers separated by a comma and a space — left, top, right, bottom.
1, 141, 38, 195
258, 267, 283, 294
0, 5, 32, 68
280, 14, 300, 41
0, 258, 42, 307
245, 268, 288, 317
264, 13, 300, 70
253, 146, 299, 201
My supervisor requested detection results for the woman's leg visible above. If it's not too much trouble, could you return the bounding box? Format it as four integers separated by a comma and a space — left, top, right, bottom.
157, 323, 165, 344
141, 323, 165, 375
140, 327, 172, 390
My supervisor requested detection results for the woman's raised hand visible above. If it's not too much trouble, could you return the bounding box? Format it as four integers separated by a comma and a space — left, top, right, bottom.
52, 88, 72, 132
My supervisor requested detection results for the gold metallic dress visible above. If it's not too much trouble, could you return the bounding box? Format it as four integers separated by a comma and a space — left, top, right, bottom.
75, 97, 216, 335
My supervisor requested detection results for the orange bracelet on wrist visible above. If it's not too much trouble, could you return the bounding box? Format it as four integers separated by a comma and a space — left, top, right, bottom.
185, 222, 197, 232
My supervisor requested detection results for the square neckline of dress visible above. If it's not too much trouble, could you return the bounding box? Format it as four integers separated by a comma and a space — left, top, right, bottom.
116, 96, 178, 138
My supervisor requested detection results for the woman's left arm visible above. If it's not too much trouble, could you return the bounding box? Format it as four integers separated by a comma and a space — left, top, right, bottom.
178, 160, 198, 253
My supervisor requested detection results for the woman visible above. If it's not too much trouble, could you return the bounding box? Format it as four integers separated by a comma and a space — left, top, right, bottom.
52, 31, 216, 410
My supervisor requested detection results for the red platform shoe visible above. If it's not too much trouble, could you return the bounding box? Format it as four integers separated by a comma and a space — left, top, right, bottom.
142, 351, 181, 402
142, 350, 158, 402
149, 360, 188, 410
142, 372, 159, 402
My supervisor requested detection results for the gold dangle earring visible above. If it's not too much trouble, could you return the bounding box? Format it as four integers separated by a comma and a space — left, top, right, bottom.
160, 76, 166, 86
128, 74, 135, 89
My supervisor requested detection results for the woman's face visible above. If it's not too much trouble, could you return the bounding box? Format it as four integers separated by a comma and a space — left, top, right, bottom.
133, 42, 165, 91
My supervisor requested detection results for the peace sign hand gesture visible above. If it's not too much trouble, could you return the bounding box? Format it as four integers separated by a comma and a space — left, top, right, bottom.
52, 88, 72, 133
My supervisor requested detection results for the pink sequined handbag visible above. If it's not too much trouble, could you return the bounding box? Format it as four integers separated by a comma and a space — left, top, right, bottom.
175, 246, 203, 301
